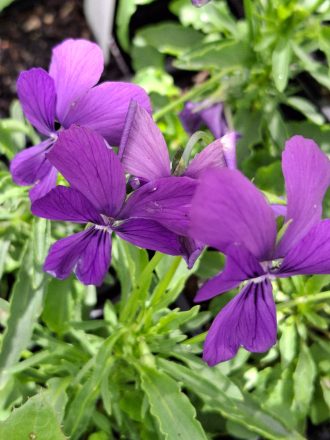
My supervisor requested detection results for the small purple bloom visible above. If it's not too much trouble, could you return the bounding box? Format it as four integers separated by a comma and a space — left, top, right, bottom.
192, 0, 211, 7
10, 39, 151, 201
32, 126, 196, 286
179, 101, 227, 139
189, 136, 330, 365
119, 101, 237, 268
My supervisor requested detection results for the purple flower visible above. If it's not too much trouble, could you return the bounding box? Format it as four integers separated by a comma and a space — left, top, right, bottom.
32, 125, 196, 286
179, 101, 226, 139
192, 0, 211, 7
10, 39, 151, 201
189, 136, 330, 365
119, 101, 237, 268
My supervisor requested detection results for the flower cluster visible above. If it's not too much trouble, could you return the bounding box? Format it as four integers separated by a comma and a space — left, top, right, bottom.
11, 39, 330, 366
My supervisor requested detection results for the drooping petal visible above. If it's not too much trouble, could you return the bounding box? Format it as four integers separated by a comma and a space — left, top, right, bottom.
203, 280, 277, 365
221, 132, 238, 170
276, 220, 330, 276
115, 218, 184, 255
29, 166, 58, 202
184, 138, 227, 179
16, 68, 56, 136
276, 136, 330, 257
119, 176, 197, 236
199, 103, 226, 139
190, 169, 277, 260
179, 236, 204, 269
63, 83, 152, 146
32, 186, 102, 224
119, 101, 170, 180
195, 243, 265, 302
10, 139, 53, 186
49, 39, 104, 122
192, 0, 211, 7
271, 204, 287, 218
47, 126, 126, 217
44, 227, 111, 286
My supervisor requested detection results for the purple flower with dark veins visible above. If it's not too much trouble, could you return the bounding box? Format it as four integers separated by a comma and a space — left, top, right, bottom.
189, 136, 330, 365
192, 0, 211, 7
119, 101, 237, 268
179, 101, 226, 139
32, 125, 196, 286
10, 39, 151, 201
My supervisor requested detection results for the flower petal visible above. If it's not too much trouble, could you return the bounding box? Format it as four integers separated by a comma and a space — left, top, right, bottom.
17, 68, 56, 136
203, 280, 277, 365
277, 220, 330, 276
179, 101, 226, 138
119, 101, 170, 180
44, 227, 111, 286
49, 39, 104, 122
115, 218, 184, 255
47, 126, 126, 217
10, 139, 53, 186
190, 169, 277, 260
180, 236, 203, 269
63, 84, 152, 146
29, 166, 58, 202
119, 176, 197, 236
276, 136, 330, 257
195, 243, 265, 302
32, 186, 102, 224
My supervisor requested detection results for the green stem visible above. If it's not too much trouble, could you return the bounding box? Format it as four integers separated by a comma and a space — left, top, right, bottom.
153, 72, 223, 121
277, 290, 330, 311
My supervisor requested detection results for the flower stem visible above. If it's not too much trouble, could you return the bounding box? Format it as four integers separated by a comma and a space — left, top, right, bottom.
153, 72, 223, 121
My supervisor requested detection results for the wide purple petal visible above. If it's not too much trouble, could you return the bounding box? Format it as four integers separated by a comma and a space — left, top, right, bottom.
195, 243, 265, 302
44, 227, 111, 286
17, 68, 56, 136
32, 186, 102, 224
29, 166, 58, 202
119, 101, 170, 180
190, 169, 277, 260
276, 220, 330, 276
184, 138, 227, 179
10, 139, 53, 186
119, 176, 197, 236
203, 280, 277, 365
115, 218, 183, 255
63, 83, 152, 146
47, 126, 126, 217
49, 39, 104, 123
276, 136, 330, 257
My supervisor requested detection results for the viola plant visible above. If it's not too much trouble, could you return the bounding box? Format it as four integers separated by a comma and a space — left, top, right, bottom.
10, 38, 151, 200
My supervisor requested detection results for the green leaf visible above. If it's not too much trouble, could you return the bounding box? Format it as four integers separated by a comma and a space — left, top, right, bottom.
0, 393, 67, 440
279, 317, 297, 367
139, 365, 207, 440
292, 342, 317, 419
272, 38, 292, 92
0, 219, 50, 389
286, 97, 324, 125
0, 239, 10, 280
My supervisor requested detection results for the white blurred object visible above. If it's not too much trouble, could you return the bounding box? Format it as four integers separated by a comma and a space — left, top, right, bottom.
84, 0, 116, 64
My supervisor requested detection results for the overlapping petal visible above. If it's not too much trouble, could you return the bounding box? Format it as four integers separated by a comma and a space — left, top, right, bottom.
179, 101, 225, 138
190, 169, 277, 260
195, 243, 265, 302
29, 166, 58, 202
119, 101, 170, 180
179, 236, 203, 270
63, 84, 152, 146
32, 186, 102, 224
277, 220, 330, 276
48, 126, 126, 217
10, 139, 53, 186
276, 136, 330, 257
44, 228, 111, 286
119, 176, 197, 236
203, 280, 276, 365
49, 39, 104, 122
16, 68, 56, 136
115, 218, 184, 255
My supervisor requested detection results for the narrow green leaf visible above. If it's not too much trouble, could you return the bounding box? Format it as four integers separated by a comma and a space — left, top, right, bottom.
286, 97, 324, 125
279, 317, 297, 366
272, 38, 292, 92
139, 365, 207, 440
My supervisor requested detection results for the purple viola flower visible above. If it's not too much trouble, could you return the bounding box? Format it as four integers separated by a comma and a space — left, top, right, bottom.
31, 125, 196, 286
189, 136, 330, 365
119, 101, 237, 268
10, 39, 151, 201
179, 101, 227, 139
192, 0, 211, 7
